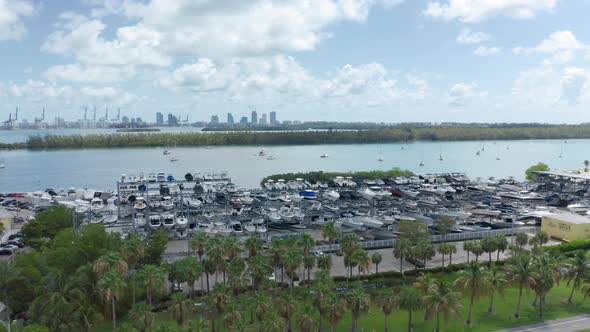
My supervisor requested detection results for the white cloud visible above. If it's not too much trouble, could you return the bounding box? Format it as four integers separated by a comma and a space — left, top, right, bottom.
82, 0, 401, 57
0, 0, 34, 41
159, 55, 429, 108
474, 46, 501, 56
561, 67, 589, 104
513, 30, 589, 65
8, 80, 74, 103
43, 12, 171, 68
448, 82, 486, 107
425, 0, 558, 22
44, 63, 136, 83
81, 86, 145, 106
456, 28, 490, 44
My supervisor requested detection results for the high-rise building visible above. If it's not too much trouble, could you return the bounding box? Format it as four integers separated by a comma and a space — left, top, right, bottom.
251, 110, 258, 125
240, 116, 248, 124
227, 113, 234, 124
167, 113, 178, 126
260, 113, 267, 125
122, 116, 130, 124
156, 112, 164, 125
210, 115, 219, 124
270, 111, 277, 125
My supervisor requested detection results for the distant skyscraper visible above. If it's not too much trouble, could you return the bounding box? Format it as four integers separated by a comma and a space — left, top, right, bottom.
240, 116, 248, 124
270, 111, 277, 125
251, 110, 258, 125
156, 112, 164, 125
260, 113, 267, 125
122, 116, 130, 124
227, 113, 234, 124
210, 115, 219, 124
167, 113, 178, 126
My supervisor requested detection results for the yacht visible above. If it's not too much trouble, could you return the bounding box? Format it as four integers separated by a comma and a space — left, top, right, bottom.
149, 199, 161, 209
161, 196, 174, 210
320, 154, 329, 158
322, 190, 340, 202
104, 215, 118, 224
149, 214, 162, 229
215, 222, 233, 237
266, 208, 282, 222
90, 215, 104, 224
239, 193, 254, 205
568, 201, 590, 213
342, 217, 365, 230
134, 213, 146, 227
333, 176, 346, 187
400, 188, 419, 197
300, 189, 318, 200
278, 206, 294, 221
258, 148, 267, 156
147, 173, 157, 182
156, 172, 166, 182
253, 219, 267, 234
378, 155, 384, 162
291, 193, 304, 203
357, 216, 383, 229
175, 212, 188, 228
134, 197, 147, 210
419, 161, 425, 166
358, 187, 376, 200
186, 196, 202, 208
243, 222, 256, 233
175, 229, 188, 238
75, 201, 90, 214
90, 197, 104, 213
345, 177, 357, 187
162, 213, 175, 229
196, 222, 217, 236
230, 221, 243, 234
279, 191, 292, 203
292, 207, 305, 221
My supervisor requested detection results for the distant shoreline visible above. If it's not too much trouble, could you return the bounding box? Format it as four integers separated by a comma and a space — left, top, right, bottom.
0, 124, 586, 150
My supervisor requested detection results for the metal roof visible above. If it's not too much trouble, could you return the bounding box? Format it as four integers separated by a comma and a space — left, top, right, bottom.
544, 212, 590, 225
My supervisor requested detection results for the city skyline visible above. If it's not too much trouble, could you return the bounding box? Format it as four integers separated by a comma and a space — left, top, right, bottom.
0, 1, 590, 123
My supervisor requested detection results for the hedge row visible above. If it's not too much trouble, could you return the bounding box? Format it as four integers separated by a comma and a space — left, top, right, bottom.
545, 239, 590, 254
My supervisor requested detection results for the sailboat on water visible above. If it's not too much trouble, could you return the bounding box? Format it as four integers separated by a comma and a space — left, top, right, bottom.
438, 145, 444, 161
559, 142, 563, 158
0, 155, 5, 169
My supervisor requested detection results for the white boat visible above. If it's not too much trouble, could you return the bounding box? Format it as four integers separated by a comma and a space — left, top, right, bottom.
156, 172, 166, 182
134, 213, 146, 227
162, 213, 175, 229
279, 191, 292, 203
358, 187, 376, 200
258, 148, 267, 156
90, 215, 104, 224
176, 229, 188, 238
175, 212, 188, 228
243, 222, 256, 233
161, 196, 174, 210
278, 206, 294, 221
0, 156, 5, 169
333, 176, 346, 187
356, 216, 383, 229
342, 217, 365, 230
186, 196, 202, 208
322, 190, 340, 202
568, 201, 590, 213
170, 156, 179, 162
400, 188, 419, 197
150, 199, 161, 209
239, 193, 254, 205
266, 208, 282, 222
230, 221, 243, 234
310, 202, 322, 211
90, 197, 104, 213
325, 204, 339, 212
75, 201, 90, 213
104, 215, 118, 224
377, 155, 384, 162
196, 222, 217, 236
215, 222, 233, 237
291, 194, 304, 203
149, 214, 161, 229
320, 154, 329, 158
345, 177, 357, 187
134, 197, 147, 210
147, 173, 157, 182
292, 207, 305, 221
266, 155, 276, 160
438, 209, 472, 220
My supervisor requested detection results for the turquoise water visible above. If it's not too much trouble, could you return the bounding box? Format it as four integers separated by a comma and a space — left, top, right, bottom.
0, 139, 581, 192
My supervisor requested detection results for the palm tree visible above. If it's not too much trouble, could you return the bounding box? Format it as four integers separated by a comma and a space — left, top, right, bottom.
269, 238, 287, 284
121, 235, 145, 305
247, 254, 272, 292
324, 294, 347, 332
317, 254, 332, 275
416, 240, 435, 269
481, 237, 497, 266
174, 257, 202, 298
393, 238, 411, 275
346, 287, 370, 332
245, 236, 263, 257
171, 293, 192, 327
191, 232, 210, 261
253, 292, 271, 332
28, 273, 88, 332
186, 318, 210, 332
423, 279, 463, 332
212, 284, 231, 332
299, 233, 316, 256
312, 282, 333, 331
227, 257, 247, 296
532, 254, 561, 317
484, 264, 507, 314
297, 303, 317, 332
284, 250, 303, 292
438, 243, 449, 268
506, 253, 536, 318
352, 248, 370, 278
494, 235, 508, 261
515, 232, 529, 249
321, 221, 340, 243
138, 264, 166, 305
448, 243, 457, 265
463, 241, 473, 263
153, 322, 179, 332
223, 302, 244, 331
371, 252, 383, 273
470, 240, 484, 263
455, 262, 487, 324
379, 288, 399, 332
202, 258, 216, 293
278, 294, 299, 332
223, 237, 241, 261
564, 251, 590, 304
0, 261, 21, 327
94, 252, 128, 278
399, 288, 422, 332
262, 310, 287, 332
304, 254, 316, 284
97, 271, 126, 332
129, 302, 155, 332
414, 273, 435, 296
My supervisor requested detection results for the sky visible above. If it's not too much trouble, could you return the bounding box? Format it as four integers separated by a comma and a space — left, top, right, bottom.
1, 0, 590, 124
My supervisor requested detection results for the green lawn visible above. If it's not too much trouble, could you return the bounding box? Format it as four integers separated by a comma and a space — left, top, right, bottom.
91, 281, 590, 332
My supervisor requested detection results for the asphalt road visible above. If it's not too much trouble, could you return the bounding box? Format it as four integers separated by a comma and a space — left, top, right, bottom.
494, 314, 590, 332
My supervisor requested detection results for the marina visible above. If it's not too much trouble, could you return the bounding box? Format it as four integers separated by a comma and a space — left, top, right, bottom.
4, 167, 590, 248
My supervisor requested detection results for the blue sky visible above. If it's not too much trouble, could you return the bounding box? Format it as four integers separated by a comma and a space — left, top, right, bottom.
1, 0, 590, 123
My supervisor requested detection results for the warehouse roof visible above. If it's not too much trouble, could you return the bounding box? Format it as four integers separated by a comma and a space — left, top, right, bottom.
544, 213, 590, 225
